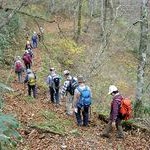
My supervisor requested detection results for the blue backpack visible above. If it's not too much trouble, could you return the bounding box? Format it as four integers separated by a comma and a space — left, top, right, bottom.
77, 86, 91, 108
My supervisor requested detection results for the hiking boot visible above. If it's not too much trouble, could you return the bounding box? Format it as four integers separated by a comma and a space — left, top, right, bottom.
83, 124, 89, 127
116, 134, 124, 139
101, 133, 110, 138
116, 125, 124, 139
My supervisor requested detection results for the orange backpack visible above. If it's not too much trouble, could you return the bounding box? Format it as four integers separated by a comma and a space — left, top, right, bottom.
119, 98, 132, 120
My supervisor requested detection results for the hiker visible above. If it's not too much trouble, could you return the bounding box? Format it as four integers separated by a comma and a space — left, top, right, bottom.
60, 70, 78, 115
38, 26, 44, 41
25, 41, 33, 50
24, 69, 36, 98
46, 68, 61, 105
73, 75, 92, 126
14, 56, 24, 83
32, 31, 38, 48
22, 50, 32, 70
101, 85, 124, 138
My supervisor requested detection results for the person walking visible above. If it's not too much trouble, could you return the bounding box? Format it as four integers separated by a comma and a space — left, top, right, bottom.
101, 85, 124, 138
60, 70, 78, 115
24, 69, 36, 98
25, 41, 33, 50
14, 56, 24, 83
46, 68, 61, 105
73, 75, 92, 126
32, 31, 38, 48
22, 50, 32, 70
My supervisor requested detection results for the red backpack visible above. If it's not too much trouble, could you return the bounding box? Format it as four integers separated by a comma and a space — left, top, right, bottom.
119, 98, 132, 120
15, 61, 23, 72
23, 54, 31, 64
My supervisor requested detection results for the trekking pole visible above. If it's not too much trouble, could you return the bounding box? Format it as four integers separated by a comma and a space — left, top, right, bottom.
89, 105, 92, 123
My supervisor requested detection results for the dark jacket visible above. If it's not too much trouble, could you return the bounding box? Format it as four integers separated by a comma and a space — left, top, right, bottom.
109, 93, 123, 122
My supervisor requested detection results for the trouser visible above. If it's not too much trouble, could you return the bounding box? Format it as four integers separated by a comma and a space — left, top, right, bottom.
16, 71, 23, 83
75, 105, 90, 126
102, 118, 124, 137
49, 87, 59, 104
28, 84, 36, 98
32, 40, 37, 48
66, 95, 73, 115
25, 63, 31, 70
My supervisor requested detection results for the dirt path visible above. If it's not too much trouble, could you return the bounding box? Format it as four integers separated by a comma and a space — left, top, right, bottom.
3, 19, 150, 149
3, 47, 150, 150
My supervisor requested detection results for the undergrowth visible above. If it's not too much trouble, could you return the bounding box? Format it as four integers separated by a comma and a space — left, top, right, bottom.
33, 110, 78, 136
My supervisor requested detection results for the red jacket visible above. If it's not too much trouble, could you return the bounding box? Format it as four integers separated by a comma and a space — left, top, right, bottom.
109, 93, 123, 122
22, 53, 32, 65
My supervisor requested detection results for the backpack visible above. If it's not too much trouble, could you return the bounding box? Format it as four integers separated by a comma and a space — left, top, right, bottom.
28, 73, 36, 86
52, 75, 60, 89
119, 98, 132, 120
15, 61, 23, 72
67, 77, 78, 95
23, 54, 31, 64
28, 49, 33, 58
77, 86, 92, 108
32, 35, 37, 40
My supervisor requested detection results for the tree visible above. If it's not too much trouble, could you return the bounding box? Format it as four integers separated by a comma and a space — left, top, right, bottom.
0, 0, 28, 30
134, 0, 149, 117
75, 0, 83, 42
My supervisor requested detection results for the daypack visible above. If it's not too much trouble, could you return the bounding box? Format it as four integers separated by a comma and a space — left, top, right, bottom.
28, 73, 36, 86
28, 49, 33, 58
52, 75, 60, 89
23, 54, 31, 64
67, 77, 78, 95
119, 98, 132, 120
15, 61, 23, 72
77, 86, 91, 107
32, 35, 37, 41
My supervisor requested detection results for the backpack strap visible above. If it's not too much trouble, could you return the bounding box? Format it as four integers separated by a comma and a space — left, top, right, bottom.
77, 86, 88, 95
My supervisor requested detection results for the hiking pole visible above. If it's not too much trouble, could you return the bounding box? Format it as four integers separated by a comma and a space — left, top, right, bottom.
89, 105, 92, 123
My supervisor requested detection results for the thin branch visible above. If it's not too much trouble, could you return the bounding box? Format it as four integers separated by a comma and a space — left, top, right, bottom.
0, 0, 28, 30
2, 7, 55, 24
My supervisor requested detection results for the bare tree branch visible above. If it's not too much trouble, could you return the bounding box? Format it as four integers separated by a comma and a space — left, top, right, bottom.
0, 0, 28, 30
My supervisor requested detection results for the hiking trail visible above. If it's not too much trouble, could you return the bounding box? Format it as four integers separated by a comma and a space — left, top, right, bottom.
3, 22, 150, 150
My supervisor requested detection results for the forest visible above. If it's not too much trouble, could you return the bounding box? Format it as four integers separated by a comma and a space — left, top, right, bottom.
0, 0, 150, 149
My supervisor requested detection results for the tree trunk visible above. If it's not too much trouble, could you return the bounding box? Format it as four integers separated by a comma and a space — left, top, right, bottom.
49, 0, 55, 13
88, 0, 95, 17
75, 0, 83, 42
134, 0, 148, 117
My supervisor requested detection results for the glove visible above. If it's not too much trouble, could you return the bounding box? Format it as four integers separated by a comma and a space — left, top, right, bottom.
74, 107, 78, 113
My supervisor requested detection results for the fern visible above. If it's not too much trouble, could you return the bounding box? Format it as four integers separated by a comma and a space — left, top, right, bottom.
0, 112, 22, 149
0, 83, 21, 149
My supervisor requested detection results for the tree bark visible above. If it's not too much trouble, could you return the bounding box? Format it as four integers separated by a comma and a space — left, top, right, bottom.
134, 0, 148, 117
75, 0, 83, 42
88, 0, 95, 17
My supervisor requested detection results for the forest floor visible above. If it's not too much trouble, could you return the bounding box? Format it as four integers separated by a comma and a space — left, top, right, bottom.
3, 20, 150, 150
3, 47, 150, 150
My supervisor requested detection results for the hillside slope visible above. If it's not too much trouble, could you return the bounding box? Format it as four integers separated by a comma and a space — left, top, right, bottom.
3, 46, 150, 149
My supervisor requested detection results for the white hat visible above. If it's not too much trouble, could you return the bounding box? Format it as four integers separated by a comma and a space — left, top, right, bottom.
108, 85, 118, 95
63, 70, 70, 75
